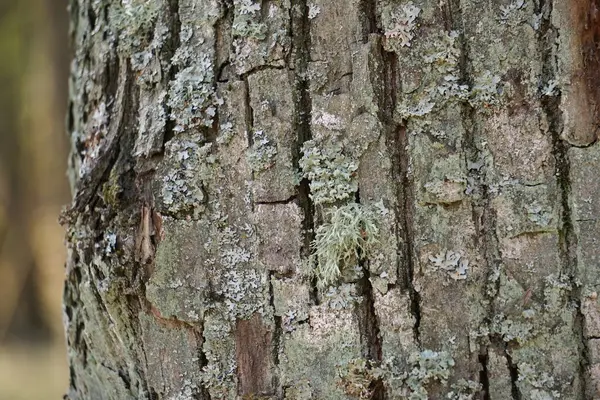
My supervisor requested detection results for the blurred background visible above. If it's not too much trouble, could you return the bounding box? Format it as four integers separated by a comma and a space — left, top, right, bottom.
0, 0, 70, 398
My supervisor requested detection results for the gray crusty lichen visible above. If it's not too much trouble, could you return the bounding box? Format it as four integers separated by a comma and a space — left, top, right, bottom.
299, 137, 359, 205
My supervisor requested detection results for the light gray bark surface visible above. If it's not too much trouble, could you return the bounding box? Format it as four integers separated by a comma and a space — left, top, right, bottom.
63, 0, 600, 399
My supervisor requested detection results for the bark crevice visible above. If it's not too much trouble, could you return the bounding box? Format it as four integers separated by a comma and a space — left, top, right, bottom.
538, 0, 588, 395
290, 0, 316, 304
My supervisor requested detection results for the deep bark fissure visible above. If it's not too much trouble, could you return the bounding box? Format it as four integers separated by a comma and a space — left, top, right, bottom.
353, 188, 384, 399
538, 0, 588, 394
504, 345, 522, 400
356, 269, 385, 400
377, 38, 421, 343
161, 0, 181, 147
478, 352, 491, 400
255, 195, 297, 205
358, 0, 378, 41
397, 123, 421, 344
268, 271, 282, 394
192, 328, 212, 400
66, 58, 134, 221
454, 2, 505, 393
290, 0, 317, 304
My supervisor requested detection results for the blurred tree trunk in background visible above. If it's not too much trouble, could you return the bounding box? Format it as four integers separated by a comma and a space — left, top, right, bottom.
0, 0, 69, 344
0, 0, 70, 398
63, 0, 600, 399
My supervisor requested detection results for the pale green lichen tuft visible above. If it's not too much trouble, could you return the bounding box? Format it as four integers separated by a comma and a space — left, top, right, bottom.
309, 203, 379, 288
299, 139, 358, 205
246, 130, 278, 172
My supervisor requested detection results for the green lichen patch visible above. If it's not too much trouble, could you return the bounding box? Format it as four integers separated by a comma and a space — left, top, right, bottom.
468, 71, 502, 108
246, 130, 278, 172
167, 57, 221, 132
232, 0, 267, 40
200, 313, 238, 398
309, 203, 380, 288
299, 138, 358, 205
231, 0, 290, 73
428, 250, 470, 281
404, 350, 455, 399
380, 1, 422, 51
110, 0, 161, 54
378, 350, 456, 399
157, 138, 214, 218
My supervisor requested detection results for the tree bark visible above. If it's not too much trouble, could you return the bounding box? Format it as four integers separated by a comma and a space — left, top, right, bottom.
63, 0, 600, 399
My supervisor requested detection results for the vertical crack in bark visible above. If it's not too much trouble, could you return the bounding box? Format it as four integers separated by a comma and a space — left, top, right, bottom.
376, 34, 421, 342
161, 0, 181, 147
504, 345, 522, 400
538, 0, 588, 395
354, 190, 384, 400
290, 0, 316, 304
242, 77, 254, 148
478, 352, 491, 400
358, 0, 378, 42
385, 57, 421, 343
192, 326, 212, 400
451, 1, 502, 394
268, 271, 283, 395
397, 123, 421, 344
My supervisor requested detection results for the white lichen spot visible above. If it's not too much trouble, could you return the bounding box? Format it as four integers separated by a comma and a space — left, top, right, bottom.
499, 0, 527, 25
469, 71, 502, 107
308, 3, 321, 19
168, 54, 218, 132
382, 2, 421, 48
160, 140, 212, 218
541, 79, 559, 97
299, 139, 358, 205
526, 203, 553, 227
312, 111, 344, 131
104, 232, 117, 255
168, 278, 184, 289
428, 250, 469, 281
323, 284, 361, 310
246, 130, 278, 172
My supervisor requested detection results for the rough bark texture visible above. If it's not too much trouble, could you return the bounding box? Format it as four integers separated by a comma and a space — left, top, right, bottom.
63, 0, 600, 399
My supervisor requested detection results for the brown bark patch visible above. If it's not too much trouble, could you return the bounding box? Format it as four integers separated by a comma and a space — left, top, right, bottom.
235, 313, 274, 397
566, 0, 600, 145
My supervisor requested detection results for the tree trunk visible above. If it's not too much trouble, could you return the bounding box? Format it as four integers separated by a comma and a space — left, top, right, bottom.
62, 0, 600, 399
